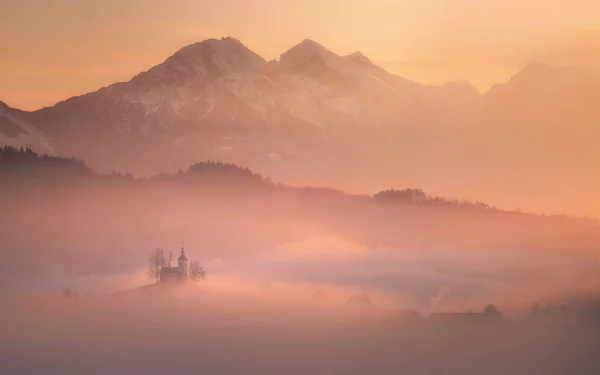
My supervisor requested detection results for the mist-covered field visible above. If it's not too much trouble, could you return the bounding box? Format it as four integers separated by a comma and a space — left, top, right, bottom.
1, 166, 600, 374
2, 282, 600, 375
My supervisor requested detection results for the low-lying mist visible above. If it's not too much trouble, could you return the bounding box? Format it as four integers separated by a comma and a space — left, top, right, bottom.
2, 281, 600, 375
2, 164, 600, 374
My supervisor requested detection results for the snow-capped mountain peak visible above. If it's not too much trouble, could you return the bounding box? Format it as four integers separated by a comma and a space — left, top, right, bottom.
129, 37, 266, 89
171, 37, 265, 72
7, 36, 519, 175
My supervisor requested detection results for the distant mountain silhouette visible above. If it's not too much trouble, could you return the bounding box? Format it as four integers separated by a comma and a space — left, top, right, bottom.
0, 37, 487, 175
484, 61, 600, 128
2, 37, 600, 215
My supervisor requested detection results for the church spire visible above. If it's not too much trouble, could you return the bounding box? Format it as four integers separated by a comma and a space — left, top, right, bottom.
177, 240, 189, 280
178, 241, 188, 261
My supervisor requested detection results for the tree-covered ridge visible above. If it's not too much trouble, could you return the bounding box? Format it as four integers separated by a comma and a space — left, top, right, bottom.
0, 145, 595, 221
160, 160, 268, 184
374, 188, 494, 210
0, 145, 93, 177
0, 147, 264, 184
188, 160, 263, 179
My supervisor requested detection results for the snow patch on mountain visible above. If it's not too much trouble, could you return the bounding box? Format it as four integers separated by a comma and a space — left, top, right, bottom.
197, 98, 215, 121
0, 103, 55, 153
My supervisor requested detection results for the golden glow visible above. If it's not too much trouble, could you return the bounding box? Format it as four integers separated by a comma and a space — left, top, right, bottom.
2, 0, 600, 109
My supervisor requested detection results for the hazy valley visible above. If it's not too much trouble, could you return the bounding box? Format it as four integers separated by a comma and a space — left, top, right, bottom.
3, 24, 600, 374
2, 147, 600, 374
2, 148, 599, 310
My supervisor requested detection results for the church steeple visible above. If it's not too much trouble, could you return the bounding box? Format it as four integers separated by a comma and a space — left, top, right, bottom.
177, 241, 188, 280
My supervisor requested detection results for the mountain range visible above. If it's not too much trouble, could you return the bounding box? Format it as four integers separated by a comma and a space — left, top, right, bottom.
2, 37, 600, 214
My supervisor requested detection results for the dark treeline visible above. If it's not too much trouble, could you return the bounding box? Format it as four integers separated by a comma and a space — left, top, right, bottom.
2, 145, 592, 222
0, 145, 94, 179
374, 188, 493, 210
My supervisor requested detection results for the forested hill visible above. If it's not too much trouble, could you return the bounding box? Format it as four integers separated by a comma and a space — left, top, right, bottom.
0, 146, 269, 188
0, 145, 94, 179
0, 145, 596, 223
0, 145, 493, 211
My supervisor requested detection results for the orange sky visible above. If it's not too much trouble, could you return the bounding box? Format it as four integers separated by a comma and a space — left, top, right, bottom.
1, 0, 600, 110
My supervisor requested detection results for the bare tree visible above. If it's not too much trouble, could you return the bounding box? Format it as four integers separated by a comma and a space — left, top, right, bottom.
148, 248, 167, 284
189, 260, 206, 281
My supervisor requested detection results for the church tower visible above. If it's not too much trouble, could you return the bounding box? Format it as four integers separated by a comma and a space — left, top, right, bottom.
177, 242, 189, 280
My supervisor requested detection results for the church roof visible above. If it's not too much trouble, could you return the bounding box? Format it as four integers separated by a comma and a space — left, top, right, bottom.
161, 267, 179, 274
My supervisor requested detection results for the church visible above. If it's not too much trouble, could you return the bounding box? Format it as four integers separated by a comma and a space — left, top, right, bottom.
160, 244, 189, 283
